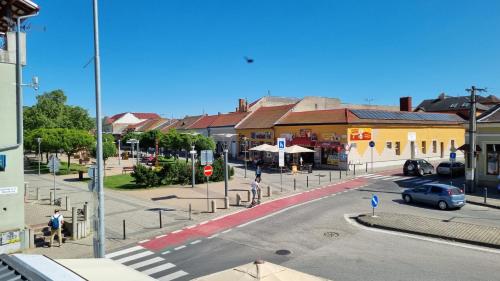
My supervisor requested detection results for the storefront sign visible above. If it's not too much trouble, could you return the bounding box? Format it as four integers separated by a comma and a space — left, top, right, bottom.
408, 132, 416, 141
350, 128, 372, 141
0, 186, 17, 195
299, 129, 312, 138
251, 132, 272, 139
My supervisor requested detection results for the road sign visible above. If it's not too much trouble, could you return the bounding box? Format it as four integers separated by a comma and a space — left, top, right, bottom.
88, 165, 96, 179
369, 141, 375, 148
371, 194, 379, 208
48, 156, 60, 173
201, 150, 213, 165
277, 138, 286, 167
204, 165, 213, 177
277, 138, 286, 151
450, 152, 456, 159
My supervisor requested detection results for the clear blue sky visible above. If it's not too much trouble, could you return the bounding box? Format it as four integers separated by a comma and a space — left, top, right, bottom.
23, 0, 500, 118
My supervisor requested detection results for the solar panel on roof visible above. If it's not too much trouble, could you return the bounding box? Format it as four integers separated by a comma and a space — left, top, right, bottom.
350, 110, 461, 122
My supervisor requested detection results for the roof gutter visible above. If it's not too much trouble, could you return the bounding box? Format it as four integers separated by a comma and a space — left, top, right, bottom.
0, 12, 39, 152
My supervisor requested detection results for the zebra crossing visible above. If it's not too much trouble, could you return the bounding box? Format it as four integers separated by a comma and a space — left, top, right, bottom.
357, 173, 438, 185
105, 245, 188, 280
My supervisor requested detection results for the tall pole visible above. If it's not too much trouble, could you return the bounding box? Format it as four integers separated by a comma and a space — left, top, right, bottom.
118, 139, 121, 166
92, 0, 105, 258
224, 144, 228, 197
244, 139, 248, 178
466, 86, 486, 193
191, 145, 195, 187
136, 141, 140, 166
37, 138, 41, 176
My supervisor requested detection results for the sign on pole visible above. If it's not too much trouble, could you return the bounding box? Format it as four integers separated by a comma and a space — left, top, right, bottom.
204, 165, 213, 177
277, 138, 285, 167
48, 156, 60, 173
449, 152, 456, 163
201, 150, 213, 166
371, 194, 379, 217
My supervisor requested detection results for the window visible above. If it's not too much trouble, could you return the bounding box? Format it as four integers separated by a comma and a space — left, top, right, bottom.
432, 140, 437, 153
421, 141, 426, 154
430, 186, 442, 194
386, 142, 392, 149
395, 141, 401, 155
486, 144, 500, 175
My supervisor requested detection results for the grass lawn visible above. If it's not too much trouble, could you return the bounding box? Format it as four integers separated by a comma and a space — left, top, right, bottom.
104, 173, 144, 189
26, 161, 87, 175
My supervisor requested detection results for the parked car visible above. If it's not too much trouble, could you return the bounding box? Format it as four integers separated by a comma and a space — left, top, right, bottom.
403, 159, 434, 176
436, 161, 465, 177
402, 183, 465, 210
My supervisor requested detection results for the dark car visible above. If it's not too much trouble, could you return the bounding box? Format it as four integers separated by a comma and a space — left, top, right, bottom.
403, 159, 434, 176
402, 183, 466, 210
436, 161, 465, 177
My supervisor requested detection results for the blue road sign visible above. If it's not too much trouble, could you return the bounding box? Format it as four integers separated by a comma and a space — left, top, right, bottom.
369, 141, 375, 148
371, 195, 379, 208
450, 152, 456, 159
278, 140, 285, 149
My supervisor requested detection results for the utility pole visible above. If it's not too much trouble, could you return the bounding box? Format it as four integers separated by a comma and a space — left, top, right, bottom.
466, 86, 486, 193
224, 143, 228, 197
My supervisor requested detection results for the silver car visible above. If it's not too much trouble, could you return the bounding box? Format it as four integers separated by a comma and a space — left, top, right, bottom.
402, 183, 466, 210
436, 161, 465, 177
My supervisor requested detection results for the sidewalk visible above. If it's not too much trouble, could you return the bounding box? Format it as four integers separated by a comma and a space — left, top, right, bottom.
466, 195, 500, 209
356, 212, 500, 249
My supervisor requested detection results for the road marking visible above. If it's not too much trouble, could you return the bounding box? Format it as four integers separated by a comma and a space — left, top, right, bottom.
157, 270, 189, 281
156, 234, 167, 239
171, 229, 182, 234
129, 257, 164, 269
343, 214, 500, 255
142, 263, 176, 275
105, 246, 144, 259
221, 229, 232, 234
387, 176, 403, 181
190, 240, 202, 245
185, 225, 196, 229
404, 178, 423, 183
138, 239, 150, 244
208, 233, 220, 238
174, 245, 186, 251
199, 221, 209, 225
161, 250, 171, 255
412, 179, 433, 185
115, 251, 154, 264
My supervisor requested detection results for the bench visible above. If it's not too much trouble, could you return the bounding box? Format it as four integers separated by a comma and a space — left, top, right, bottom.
122, 166, 134, 174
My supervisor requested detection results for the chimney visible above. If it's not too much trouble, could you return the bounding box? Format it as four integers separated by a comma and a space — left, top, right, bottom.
238, 98, 248, 112
400, 97, 412, 112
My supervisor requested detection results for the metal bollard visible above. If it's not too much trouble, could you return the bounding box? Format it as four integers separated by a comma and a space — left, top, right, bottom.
71, 207, 77, 240
236, 194, 241, 206
294, 178, 296, 190
123, 220, 126, 240
50, 192, 54, 205
83, 203, 89, 221
36, 188, 40, 201
224, 196, 229, 209
354, 164, 356, 176
258, 189, 262, 201
188, 204, 192, 220
211, 200, 216, 213
366, 162, 368, 172
318, 174, 321, 185
329, 172, 331, 182
306, 176, 309, 188
339, 169, 342, 179
267, 186, 272, 197
65, 196, 70, 211
159, 210, 162, 228
484, 187, 487, 204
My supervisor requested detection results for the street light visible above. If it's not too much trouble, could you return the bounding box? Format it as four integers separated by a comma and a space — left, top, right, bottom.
243, 136, 249, 178
36, 137, 42, 175
126, 138, 140, 166
213, 133, 237, 197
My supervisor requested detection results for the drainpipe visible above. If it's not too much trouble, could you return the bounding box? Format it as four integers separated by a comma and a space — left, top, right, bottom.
0, 13, 39, 152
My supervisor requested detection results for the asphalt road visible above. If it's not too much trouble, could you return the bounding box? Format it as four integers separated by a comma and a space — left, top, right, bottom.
113, 172, 500, 281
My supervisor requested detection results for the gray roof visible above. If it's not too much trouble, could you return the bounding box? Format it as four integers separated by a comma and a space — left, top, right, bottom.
350, 109, 463, 122
478, 104, 500, 123
415, 95, 493, 112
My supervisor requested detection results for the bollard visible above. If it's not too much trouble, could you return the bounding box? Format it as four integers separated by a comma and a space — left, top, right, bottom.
29, 228, 35, 249
258, 189, 262, 201
188, 204, 192, 220
267, 186, 272, 197
159, 210, 162, 229
339, 169, 342, 179
318, 174, 321, 185
366, 162, 368, 172
329, 172, 331, 182
236, 194, 241, 206
211, 200, 217, 213
123, 220, 126, 240
354, 164, 356, 176
294, 178, 296, 191
306, 176, 309, 188
50, 192, 54, 205
36, 188, 40, 201
83, 203, 89, 221
224, 196, 229, 209
484, 187, 487, 204
65, 196, 71, 211
71, 207, 77, 240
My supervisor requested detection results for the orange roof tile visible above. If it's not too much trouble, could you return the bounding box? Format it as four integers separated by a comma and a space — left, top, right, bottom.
209, 112, 249, 127
189, 115, 219, 129
236, 104, 295, 129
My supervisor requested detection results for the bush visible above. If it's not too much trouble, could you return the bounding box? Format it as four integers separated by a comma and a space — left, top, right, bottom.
131, 165, 161, 187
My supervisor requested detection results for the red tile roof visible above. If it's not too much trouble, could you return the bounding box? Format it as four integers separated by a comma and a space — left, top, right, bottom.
276, 109, 352, 125
189, 115, 219, 129
236, 104, 296, 129
173, 115, 204, 130
209, 112, 249, 127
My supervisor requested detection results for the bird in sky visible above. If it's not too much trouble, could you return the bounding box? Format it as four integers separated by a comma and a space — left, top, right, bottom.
244, 56, 254, 63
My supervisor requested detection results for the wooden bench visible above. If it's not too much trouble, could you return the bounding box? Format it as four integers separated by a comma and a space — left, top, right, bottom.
122, 166, 134, 174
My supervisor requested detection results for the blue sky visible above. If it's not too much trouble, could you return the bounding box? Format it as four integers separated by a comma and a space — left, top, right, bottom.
23, 0, 500, 118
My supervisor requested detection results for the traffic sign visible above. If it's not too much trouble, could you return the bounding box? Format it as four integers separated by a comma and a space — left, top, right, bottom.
201, 150, 213, 165
277, 138, 286, 151
369, 141, 375, 148
450, 152, 456, 159
48, 156, 60, 173
277, 138, 286, 167
204, 165, 213, 177
371, 194, 379, 208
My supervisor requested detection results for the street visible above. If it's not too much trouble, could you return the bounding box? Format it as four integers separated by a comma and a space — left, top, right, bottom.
107, 172, 500, 281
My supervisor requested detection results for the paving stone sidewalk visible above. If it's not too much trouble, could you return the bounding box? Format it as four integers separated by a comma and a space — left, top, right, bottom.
466, 195, 500, 209
356, 212, 500, 248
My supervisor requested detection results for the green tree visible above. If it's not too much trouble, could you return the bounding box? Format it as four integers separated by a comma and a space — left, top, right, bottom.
193, 134, 216, 153
140, 130, 163, 149
121, 132, 142, 144
160, 129, 183, 154
25, 128, 64, 163
60, 129, 94, 170
91, 134, 117, 166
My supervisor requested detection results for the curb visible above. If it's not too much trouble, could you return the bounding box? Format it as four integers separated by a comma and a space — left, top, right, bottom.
466, 200, 500, 210
355, 214, 500, 250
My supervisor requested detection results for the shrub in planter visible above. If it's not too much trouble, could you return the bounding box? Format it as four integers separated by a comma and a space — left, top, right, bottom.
131, 164, 161, 187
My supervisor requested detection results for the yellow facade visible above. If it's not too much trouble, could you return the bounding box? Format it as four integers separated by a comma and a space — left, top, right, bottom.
274, 125, 349, 143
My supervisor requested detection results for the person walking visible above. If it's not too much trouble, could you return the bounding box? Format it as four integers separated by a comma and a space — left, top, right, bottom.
256, 165, 262, 179
49, 209, 64, 247
250, 177, 261, 207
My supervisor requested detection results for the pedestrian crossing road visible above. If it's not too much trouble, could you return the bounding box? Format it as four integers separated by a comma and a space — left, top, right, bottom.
105, 246, 188, 280
356, 173, 441, 186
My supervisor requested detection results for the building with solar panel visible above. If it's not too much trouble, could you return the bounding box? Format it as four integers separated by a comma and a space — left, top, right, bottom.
0, 0, 40, 254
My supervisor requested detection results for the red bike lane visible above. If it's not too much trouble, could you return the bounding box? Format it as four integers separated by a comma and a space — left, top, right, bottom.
141, 178, 367, 251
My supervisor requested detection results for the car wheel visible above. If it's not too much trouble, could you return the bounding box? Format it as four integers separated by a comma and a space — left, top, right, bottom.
438, 200, 448, 210
418, 168, 424, 177
403, 194, 412, 203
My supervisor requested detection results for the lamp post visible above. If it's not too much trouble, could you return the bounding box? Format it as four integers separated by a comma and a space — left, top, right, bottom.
36, 138, 42, 175
213, 134, 237, 197
127, 138, 139, 166
181, 132, 199, 188
243, 137, 248, 178
117, 139, 121, 166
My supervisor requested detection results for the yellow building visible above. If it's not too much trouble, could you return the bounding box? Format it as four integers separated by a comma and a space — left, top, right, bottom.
275, 108, 465, 169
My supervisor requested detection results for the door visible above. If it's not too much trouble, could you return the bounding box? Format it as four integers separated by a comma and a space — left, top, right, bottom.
440, 142, 444, 158
410, 141, 415, 159
426, 186, 443, 205
412, 186, 429, 202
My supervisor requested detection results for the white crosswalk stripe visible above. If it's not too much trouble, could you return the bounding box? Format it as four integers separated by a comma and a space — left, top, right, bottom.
141, 263, 176, 275
158, 270, 189, 281
105, 246, 144, 259
115, 251, 154, 264
129, 257, 164, 269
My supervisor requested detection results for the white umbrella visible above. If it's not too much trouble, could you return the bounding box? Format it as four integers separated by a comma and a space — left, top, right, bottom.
249, 144, 278, 153
285, 145, 315, 154
193, 260, 331, 281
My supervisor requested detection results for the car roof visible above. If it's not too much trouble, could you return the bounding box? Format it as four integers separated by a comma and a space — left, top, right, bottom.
422, 183, 456, 189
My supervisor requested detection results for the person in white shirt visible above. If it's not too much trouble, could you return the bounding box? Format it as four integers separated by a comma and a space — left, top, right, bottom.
251, 177, 261, 205
49, 209, 64, 247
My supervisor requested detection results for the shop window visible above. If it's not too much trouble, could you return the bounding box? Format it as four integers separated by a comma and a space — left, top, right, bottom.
432, 140, 437, 153
486, 144, 500, 175
386, 142, 392, 149
395, 142, 401, 156
421, 141, 426, 154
